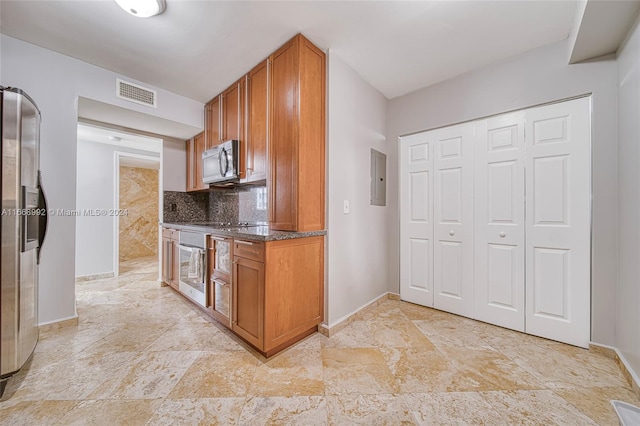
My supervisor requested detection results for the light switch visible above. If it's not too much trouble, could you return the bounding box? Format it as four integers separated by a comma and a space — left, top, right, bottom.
343, 200, 350, 214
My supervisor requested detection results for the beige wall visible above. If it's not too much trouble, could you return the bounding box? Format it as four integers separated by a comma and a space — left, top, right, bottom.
616, 15, 640, 378
326, 51, 389, 325
119, 166, 159, 261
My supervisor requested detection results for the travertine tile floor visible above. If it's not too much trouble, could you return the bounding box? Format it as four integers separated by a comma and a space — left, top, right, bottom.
1, 257, 639, 425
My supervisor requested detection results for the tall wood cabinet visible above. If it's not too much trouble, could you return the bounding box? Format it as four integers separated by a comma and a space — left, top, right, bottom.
186, 132, 207, 192
195, 33, 326, 228
269, 34, 326, 231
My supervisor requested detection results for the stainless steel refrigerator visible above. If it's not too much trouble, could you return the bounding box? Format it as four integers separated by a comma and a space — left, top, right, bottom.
0, 86, 48, 397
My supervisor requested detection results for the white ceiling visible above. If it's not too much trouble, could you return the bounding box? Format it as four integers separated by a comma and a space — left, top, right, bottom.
78, 97, 201, 139
77, 122, 163, 154
569, 0, 640, 63
1, 1, 579, 102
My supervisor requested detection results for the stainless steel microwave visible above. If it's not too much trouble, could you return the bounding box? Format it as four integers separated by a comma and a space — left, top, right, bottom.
202, 139, 239, 185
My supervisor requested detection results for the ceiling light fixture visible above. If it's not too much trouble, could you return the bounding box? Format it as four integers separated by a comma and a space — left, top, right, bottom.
115, 0, 166, 18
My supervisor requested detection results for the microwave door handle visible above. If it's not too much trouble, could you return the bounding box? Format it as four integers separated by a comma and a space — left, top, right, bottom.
219, 147, 228, 176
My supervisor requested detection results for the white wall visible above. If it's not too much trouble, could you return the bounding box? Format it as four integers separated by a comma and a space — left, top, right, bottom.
1, 35, 203, 324
75, 140, 159, 277
326, 51, 389, 325
387, 39, 619, 345
163, 136, 187, 192
616, 15, 640, 377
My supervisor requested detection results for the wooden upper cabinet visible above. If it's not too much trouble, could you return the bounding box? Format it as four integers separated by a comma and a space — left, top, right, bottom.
245, 60, 269, 183
187, 132, 207, 192
205, 95, 221, 151
269, 34, 326, 231
222, 78, 246, 179
222, 78, 244, 141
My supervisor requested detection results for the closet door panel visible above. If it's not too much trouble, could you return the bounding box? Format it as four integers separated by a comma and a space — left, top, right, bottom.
400, 133, 434, 307
433, 122, 474, 318
474, 112, 525, 331
525, 97, 591, 348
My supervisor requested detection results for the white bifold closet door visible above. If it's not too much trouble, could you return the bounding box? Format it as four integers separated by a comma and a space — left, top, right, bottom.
474, 111, 526, 332
400, 123, 474, 318
432, 123, 474, 318
524, 97, 591, 348
399, 132, 434, 307
400, 97, 590, 348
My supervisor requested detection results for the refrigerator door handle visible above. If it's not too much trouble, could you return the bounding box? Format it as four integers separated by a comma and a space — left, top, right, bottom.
37, 171, 48, 265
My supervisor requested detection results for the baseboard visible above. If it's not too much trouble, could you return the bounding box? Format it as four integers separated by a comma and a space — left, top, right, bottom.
75, 272, 114, 282
318, 292, 400, 337
590, 342, 640, 398
38, 315, 79, 331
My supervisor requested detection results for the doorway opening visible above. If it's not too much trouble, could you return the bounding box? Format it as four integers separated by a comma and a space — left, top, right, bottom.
115, 152, 161, 275
75, 122, 162, 280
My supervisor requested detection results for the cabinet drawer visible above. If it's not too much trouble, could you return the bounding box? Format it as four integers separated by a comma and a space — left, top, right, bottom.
162, 228, 173, 239
163, 228, 179, 240
234, 239, 264, 261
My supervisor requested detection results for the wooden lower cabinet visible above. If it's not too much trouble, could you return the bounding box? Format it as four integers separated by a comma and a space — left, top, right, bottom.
207, 235, 233, 327
232, 235, 324, 356
232, 256, 264, 348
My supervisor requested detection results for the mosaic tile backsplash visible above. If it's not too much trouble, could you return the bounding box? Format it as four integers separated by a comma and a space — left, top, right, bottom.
163, 186, 268, 224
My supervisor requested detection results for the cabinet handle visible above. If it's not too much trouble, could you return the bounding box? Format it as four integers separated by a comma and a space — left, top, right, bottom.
211, 236, 226, 241
235, 240, 253, 246
449, 230, 455, 236
168, 241, 173, 280
499, 232, 506, 238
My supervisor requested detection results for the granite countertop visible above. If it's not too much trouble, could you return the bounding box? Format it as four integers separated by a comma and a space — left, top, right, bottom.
161, 222, 326, 242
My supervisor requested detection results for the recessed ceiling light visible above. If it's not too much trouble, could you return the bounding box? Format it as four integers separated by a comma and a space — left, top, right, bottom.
115, 0, 166, 18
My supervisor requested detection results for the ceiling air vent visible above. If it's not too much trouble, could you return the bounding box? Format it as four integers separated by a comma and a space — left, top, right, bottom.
116, 78, 157, 108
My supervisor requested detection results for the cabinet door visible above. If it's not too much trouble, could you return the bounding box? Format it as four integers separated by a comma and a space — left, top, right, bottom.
171, 238, 180, 289
223, 80, 242, 141
223, 79, 246, 178
208, 236, 232, 327
232, 256, 264, 349
193, 132, 206, 191
161, 236, 172, 284
246, 60, 268, 182
205, 96, 221, 151
269, 39, 298, 231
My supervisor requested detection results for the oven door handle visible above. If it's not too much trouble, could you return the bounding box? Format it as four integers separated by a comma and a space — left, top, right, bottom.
178, 244, 204, 253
